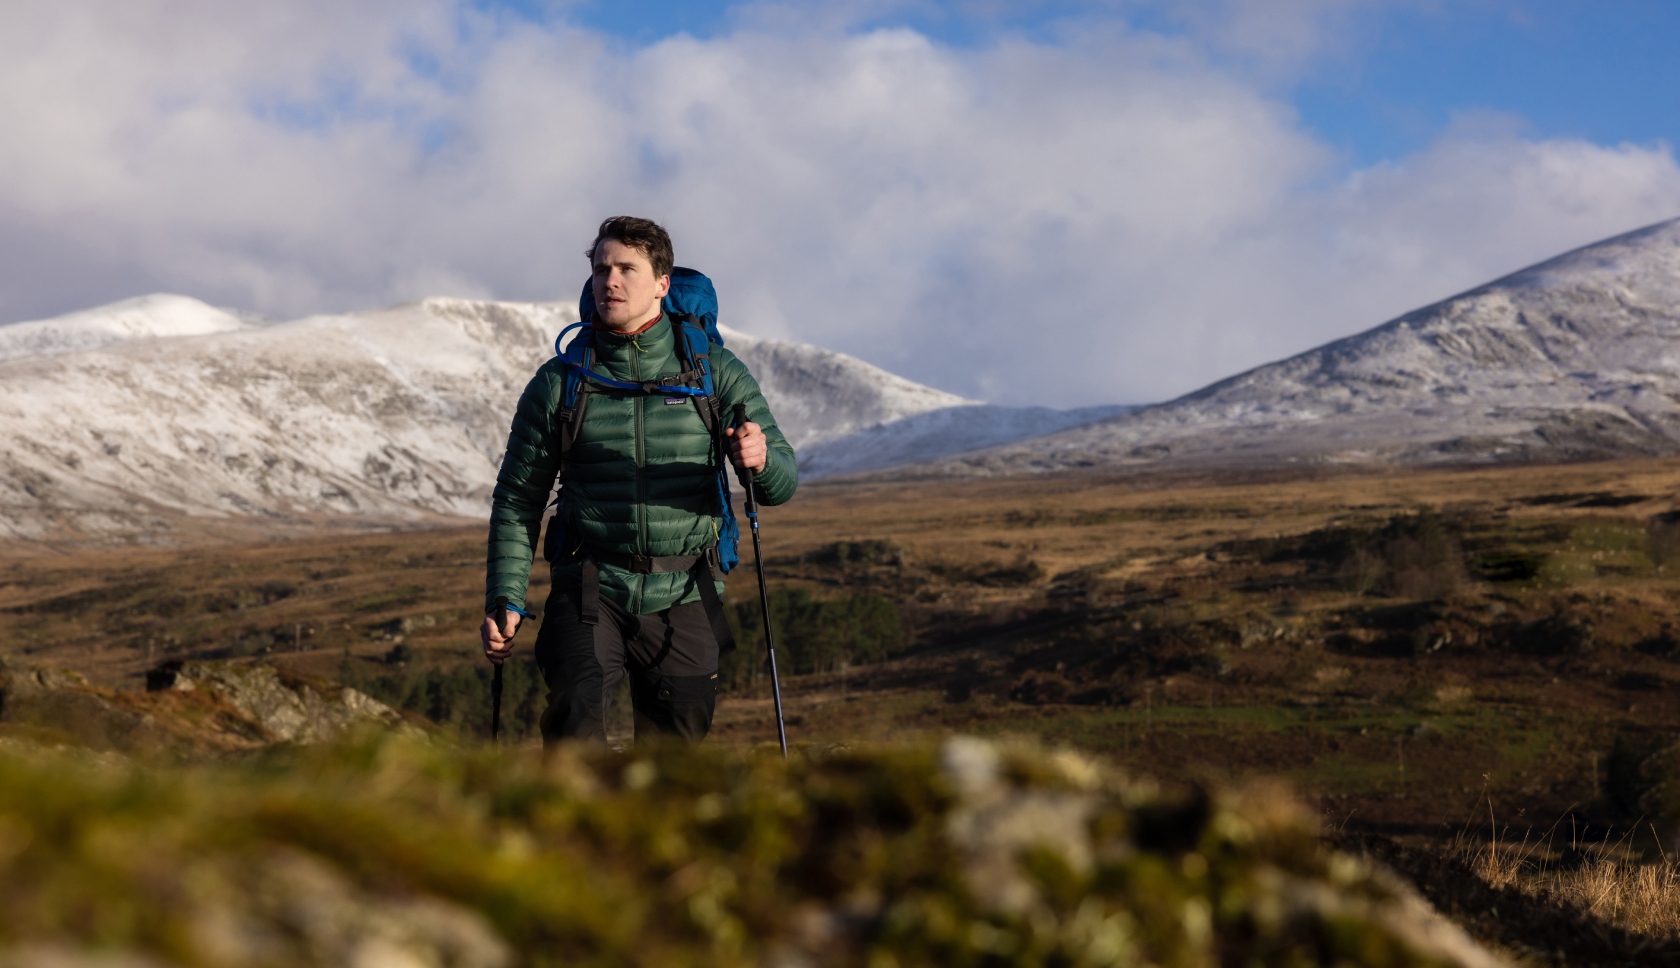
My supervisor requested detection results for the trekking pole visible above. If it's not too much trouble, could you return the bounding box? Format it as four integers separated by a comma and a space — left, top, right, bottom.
488, 600, 530, 744
491, 604, 506, 744
734, 403, 788, 759
491, 663, 504, 743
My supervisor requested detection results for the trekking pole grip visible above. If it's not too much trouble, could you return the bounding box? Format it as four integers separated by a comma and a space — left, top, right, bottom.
731, 403, 756, 490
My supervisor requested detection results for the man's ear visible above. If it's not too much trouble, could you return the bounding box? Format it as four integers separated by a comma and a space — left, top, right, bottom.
656, 274, 670, 299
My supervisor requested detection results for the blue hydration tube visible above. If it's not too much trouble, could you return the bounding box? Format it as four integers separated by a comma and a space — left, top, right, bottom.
553, 322, 710, 397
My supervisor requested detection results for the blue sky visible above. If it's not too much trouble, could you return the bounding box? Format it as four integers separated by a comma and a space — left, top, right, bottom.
1, 1, 1677, 405
552, 0, 1680, 169
1289, 1, 1680, 166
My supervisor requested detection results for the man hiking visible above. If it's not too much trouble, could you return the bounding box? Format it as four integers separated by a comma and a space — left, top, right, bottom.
481, 216, 798, 745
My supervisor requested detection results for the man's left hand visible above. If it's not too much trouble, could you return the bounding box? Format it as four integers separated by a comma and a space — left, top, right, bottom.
724, 420, 767, 474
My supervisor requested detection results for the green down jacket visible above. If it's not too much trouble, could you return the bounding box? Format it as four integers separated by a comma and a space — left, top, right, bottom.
485, 315, 798, 616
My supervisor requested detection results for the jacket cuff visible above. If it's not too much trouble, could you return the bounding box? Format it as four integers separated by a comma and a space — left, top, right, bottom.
751, 446, 798, 504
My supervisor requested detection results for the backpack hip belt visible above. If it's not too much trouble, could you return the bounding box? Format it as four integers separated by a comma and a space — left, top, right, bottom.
567, 543, 735, 655
565, 545, 721, 576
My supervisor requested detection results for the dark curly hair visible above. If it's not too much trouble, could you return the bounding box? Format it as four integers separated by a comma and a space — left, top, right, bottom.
586, 216, 674, 279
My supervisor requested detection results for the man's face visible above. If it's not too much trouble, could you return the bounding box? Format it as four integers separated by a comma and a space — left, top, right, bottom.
591, 238, 670, 331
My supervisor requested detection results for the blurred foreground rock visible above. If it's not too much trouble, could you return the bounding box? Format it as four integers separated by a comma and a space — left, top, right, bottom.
0, 731, 1506, 967
0, 656, 412, 755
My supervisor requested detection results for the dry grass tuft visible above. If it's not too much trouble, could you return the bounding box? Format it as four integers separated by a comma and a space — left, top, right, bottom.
1454, 809, 1680, 940
1548, 860, 1680, 936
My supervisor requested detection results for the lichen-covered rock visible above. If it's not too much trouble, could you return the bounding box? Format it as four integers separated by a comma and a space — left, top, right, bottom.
0, 656, 414, 756
0, 734, 1506, 967
146, 660, 408, 744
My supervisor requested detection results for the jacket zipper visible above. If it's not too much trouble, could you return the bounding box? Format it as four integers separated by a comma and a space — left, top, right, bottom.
633, 342, 648, 558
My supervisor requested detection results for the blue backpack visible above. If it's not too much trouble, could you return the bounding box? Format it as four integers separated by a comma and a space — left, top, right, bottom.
541, 268, 740, 579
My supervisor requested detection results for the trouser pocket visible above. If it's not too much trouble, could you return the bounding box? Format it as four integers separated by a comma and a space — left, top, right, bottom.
630, 671, 717, 745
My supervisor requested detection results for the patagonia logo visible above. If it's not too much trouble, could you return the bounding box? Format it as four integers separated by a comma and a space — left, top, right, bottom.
664, 397, 687, 405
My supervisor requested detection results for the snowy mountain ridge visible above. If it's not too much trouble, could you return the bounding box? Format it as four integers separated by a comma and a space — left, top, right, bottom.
0, 294, 270, 364
0, 297, 569, 539
10, 216, 1674, 541
0, 296, 1058, 541
910, 216, 1680, 476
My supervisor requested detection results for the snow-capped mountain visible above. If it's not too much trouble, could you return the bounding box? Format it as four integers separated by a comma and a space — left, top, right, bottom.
912, 217, 1680, 476
13, 215, 1672, 540
0, 294, 270, 364
0, 296, 1036, 539
0, 297, 570, 539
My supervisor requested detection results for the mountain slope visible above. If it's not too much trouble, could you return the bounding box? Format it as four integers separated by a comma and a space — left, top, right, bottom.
0, 294, 268, 363
715, 324, 976, 452
916, 217, 1680, 476
0, 298, 568, 539
0, 300, 995, 539
799, 403, 1138, 479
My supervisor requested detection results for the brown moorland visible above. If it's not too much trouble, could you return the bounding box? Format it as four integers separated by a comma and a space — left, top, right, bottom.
5, 457, 1680, 961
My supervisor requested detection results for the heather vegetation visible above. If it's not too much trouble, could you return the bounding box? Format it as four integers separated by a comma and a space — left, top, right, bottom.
341, 653, 550, 742
721, 588, 906, 688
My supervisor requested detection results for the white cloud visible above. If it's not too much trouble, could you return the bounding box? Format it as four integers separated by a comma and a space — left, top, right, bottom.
0, 1, 1676, 407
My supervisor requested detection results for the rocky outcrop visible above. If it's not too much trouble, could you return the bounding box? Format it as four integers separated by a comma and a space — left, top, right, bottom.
0, 655, 411, 754
146, 660, 409, 745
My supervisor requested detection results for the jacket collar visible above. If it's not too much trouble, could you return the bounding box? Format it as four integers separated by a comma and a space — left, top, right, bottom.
590, 313, 674, 360
591, 311, 663, 337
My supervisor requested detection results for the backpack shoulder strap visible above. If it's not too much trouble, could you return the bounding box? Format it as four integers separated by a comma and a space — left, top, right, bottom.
669, 313, 724, 448
667, 313, 717, 396
555, 326, 596, 481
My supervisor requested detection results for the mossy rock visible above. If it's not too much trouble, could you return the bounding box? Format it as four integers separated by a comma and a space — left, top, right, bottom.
0, 735, 1504, 967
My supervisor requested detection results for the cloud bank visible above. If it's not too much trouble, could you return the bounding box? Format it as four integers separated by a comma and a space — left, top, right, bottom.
1, 1, 1677, 406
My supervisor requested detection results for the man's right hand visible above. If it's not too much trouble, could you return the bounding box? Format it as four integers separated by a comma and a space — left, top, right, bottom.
481, 611, 522, 665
